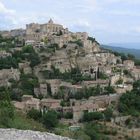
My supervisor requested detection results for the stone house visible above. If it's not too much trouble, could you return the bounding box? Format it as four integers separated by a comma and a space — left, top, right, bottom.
0, 31, 11, 38
12, 101, 25, 111
34, 83, 48, 97
0, 68, 20, 87
49, 35, 69, 49
19, 62, 32, 74
10, 29, 26, 37
24, 97, 40, 112
0, 51, 12, 58
83, 39, 100, 54
19, 62, 30, 70
77, 55, 99, 78
13, 93, 121, 122
25, 40, 36, 46
100, 65, 112, 76
82, 79, 110, 88
46, 79, 61, 95
62, 107, 73, 115
13, 95, 61, 112
50, 50, 71, 73
60, 82, 83, 96
13, 95, 40, 112
45, 79, 83, 97
40, 98, 61, 111
71, 94, 120, 122
111, 116, 131, 125
123, 60, 135, 70
115, 84, 133, 94
110, 74, 123, 86
107, 54, 117, 65
10, 47, 23, 53
70, 32, 88, 41
131, 68, 140, 80
72, 102, 99, 122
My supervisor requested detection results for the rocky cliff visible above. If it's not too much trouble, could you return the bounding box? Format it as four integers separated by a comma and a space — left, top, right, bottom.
0, 129, 72, 140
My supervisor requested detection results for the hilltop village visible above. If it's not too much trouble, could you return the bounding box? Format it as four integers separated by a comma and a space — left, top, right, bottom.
0, 19, 140, 139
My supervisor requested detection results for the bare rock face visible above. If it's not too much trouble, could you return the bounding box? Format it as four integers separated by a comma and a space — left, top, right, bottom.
0, 129, 72, 140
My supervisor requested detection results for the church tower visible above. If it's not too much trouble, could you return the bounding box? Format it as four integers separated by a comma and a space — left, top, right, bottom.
48, 18, 54, 24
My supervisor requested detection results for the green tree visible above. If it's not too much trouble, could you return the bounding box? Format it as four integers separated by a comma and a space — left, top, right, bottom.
20, 73, 39, 95
44, 37, 48, 45
104, 108, 113, 121
0, 101, 15, 127
27, 108, 42, 121
127, 54, 135, 60
104, 86, 115, 94
0, 89, 15, 128
42, 110, 58, 129
63, 112, 73, 119
116, 78, 123, 85
83, 112, 103, 122
29, 53, 40, 68
22, 45, 34, 53
118, 91, 140, 116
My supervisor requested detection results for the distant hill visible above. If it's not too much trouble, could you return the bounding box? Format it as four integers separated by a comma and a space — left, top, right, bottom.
101, 45, 140, 59
108, 43, 140, 50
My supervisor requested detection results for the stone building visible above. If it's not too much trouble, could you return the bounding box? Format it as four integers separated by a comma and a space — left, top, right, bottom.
82, 79, 110, 88
25, 19, 68, 41
131, 68, 140, 80
0, 31, 11, 38
24, 97, 40, 112
19, 62, 32, 74
50, 50, 71, 73
0, 51, 12, 58
71, 94, 120, 122
110, 74, 123, 86
115, 84, 133, 94
40, 98, 61, 111
123, 60, 135, 70
0, 68, 20, 87
49, 34, 69, 48
83, 39, 100, 54
73, 102, 99, 122
59, 83, 83, 97
70, 32, 88, 41
0, 29, 25, 38
11, 29, 26, 37
46, 79, 61, 95
13, 95, 40, 112
34, 83, 48, 97
100, 65, 112, 76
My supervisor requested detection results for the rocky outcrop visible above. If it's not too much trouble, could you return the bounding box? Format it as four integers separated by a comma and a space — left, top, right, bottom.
0, 129, 72, 140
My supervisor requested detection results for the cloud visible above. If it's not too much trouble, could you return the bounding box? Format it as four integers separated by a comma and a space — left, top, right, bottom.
0, 0, 140, 44
101, 0, 140, 4
0, 1, 15, 14
0, 1, 17, 29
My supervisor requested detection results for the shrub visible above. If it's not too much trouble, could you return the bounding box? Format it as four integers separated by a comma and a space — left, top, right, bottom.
83, 112, 103, 122
42, 110, 58, 129
27, 108, 42, 121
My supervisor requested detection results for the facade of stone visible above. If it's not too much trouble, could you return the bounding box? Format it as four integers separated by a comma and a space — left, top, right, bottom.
0, 68, 20, 87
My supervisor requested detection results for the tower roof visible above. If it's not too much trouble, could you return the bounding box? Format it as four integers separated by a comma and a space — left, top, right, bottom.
48, 18, 54, 24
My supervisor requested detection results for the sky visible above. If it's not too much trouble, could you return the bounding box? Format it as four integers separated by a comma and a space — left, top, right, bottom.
0, 0, 140, 48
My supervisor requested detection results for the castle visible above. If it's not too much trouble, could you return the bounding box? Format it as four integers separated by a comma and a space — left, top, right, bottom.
0, 19, 100, 53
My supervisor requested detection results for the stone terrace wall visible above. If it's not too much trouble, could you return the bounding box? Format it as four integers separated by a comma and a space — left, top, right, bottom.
0, 129, 73, 140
